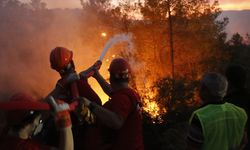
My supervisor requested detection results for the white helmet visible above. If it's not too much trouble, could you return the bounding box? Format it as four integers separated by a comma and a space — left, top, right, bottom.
201, 73, 228, 98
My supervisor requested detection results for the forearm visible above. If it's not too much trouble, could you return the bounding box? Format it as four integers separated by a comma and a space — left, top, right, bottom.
79, 78, 102, 105
94, 71, 112, 96
91, 103, 123, 129
58, 127, 74, 150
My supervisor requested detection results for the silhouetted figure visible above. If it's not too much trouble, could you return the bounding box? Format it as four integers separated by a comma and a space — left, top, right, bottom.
187, 73, 248, 150
80, 58, 144, 150
39, 47, 102, 150
224, 65, 250, 149
0, 93, 74, 150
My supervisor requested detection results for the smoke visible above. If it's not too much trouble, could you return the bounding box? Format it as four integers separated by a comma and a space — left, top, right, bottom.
0, 3, 103, 101
0, 1, 139, 102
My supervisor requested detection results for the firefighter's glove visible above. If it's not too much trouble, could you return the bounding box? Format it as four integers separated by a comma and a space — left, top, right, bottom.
48, 96, 72, 129
77, 97, 96, 124
79, 60, 102, 79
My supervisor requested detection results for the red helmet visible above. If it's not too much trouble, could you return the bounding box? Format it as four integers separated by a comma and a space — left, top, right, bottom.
108, 58, 131, 75
50, 47, 73, 71
6, 93, 41, 126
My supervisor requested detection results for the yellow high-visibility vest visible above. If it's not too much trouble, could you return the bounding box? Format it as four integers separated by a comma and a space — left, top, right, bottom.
190, 102, 247, 150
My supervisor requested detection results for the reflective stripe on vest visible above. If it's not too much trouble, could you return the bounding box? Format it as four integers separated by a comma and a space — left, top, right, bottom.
190, 102, 247, 150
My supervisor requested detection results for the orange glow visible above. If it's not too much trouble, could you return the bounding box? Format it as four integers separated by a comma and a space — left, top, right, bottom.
101, 32, 107, 37
142, 91, 167, 120
77, 52, 167, 119
89, 78, 109, 103
77, 54, 117, 103
220, 2, 250, 10
134, 75, 167, 120
75, 54, 113, 104
20, 0, 250, 11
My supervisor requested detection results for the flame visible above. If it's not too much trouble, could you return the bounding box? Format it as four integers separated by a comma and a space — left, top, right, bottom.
143, 98, 162, 119
142, 97, 167, 121
85, 53, 167, 121
136, 80, 167, 121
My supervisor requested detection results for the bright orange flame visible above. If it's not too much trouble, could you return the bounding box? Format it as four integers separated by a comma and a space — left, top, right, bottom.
143, 99, 162, 118
88, 53, 167, 120
137, 81, 167, 121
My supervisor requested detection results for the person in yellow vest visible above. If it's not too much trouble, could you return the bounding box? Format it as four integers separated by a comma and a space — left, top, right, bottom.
187, 73, 248, 150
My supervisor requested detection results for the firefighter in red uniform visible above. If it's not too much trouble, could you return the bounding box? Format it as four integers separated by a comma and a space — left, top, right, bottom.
48, 46, 101, 105
42, 47, 102, 149
80, 58, 144, 150
0, 93, 74, 150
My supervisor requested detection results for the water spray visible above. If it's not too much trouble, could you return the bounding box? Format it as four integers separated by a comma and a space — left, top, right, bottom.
99, 33, 133, 61
84, 33, 133, 78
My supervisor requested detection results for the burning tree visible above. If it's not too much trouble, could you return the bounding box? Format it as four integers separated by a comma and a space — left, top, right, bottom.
0, 0, 230, 122
77, 0, 230, 122
124, 0, 229, 122
0, 0, 246, 149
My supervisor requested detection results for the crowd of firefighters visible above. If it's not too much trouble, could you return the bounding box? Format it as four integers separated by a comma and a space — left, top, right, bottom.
0, 47, 249, 150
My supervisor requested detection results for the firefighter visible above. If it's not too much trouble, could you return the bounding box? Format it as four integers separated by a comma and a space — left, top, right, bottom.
42, 47, 102, 149
80, 58, 144, 150
187, 73, 248, 150
48, 46, 101, 105
0, 93, 73, 150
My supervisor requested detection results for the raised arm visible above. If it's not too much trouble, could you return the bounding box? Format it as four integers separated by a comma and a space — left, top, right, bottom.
79, 60, 112, 96
93, 70, 112, 96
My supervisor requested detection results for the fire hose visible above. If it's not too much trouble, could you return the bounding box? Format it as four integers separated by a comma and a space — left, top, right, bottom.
0, 34, 131, 111
0, 74, 94, 112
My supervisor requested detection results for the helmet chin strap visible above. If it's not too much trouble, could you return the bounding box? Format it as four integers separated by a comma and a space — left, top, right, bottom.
59, 63, 75, 77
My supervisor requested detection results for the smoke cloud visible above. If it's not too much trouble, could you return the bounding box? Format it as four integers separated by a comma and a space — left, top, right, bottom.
0, 3, 103, 101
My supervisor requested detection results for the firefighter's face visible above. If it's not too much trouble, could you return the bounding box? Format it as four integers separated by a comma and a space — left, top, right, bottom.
27, 114, 43, 137
32, 115, 44, 137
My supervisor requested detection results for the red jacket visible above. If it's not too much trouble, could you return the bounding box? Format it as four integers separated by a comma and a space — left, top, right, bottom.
0, 136, 50, 150
83, 88, 144, 150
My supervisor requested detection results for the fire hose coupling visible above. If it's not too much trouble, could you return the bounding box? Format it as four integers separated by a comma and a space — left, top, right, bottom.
48, 96, 72, 128
48, 96, 70, 112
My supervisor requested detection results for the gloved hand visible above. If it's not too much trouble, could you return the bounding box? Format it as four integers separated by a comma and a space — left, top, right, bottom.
79, 60, 102, 78
76, 97, 96, 124
48, 96, 72, 129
